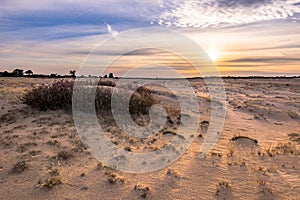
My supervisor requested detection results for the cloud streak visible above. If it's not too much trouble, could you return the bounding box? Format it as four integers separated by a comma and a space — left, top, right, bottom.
158, 0, 300, 28
106, 23, 119, 38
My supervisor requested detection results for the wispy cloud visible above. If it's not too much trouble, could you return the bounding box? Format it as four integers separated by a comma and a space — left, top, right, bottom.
106, 23, 119, 38
157, 0, 300, 28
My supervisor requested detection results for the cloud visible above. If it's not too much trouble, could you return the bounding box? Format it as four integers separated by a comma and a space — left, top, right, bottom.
1, 0, 300, 30
226, 57, 300, 63
217, 0, 272, 7
106, 23, 118, 38
158, 0, 300, 28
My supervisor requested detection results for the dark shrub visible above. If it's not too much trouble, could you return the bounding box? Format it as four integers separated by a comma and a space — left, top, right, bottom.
94, 85, 157, 116
12, 160, 28, 173
23, 80, 158, 117
130, 86, 157, 115
98, 79, 116, 87
22, 80, 74, 111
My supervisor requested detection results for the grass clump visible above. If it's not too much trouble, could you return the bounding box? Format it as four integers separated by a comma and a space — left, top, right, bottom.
12, 160, 28, 173
287, 110, 299, 119
40, 177, 62, 189
105, 172, 125, 184
0, 113, 16, 124
288, 133, 300, 144
56, 150, 72, 160
134, 184, 150, 198
218, 181, 230, 188
98, 79, 116, 87
269, 142, 299, 156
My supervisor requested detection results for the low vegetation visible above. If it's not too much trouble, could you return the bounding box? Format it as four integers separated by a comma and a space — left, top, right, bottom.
56, 150, 73, 160
39, 177, 62, 189
22, 80, 73, 111
105, 172, 125, 184
134, 184, 150, 198
22, 80, 158, 118
12, 160, 28, 173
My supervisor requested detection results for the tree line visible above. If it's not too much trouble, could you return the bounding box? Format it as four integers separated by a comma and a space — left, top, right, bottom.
0, 69, 115, 78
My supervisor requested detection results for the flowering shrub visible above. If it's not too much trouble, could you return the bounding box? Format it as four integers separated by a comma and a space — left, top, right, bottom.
22, 80, 74, 111
23, 80, 158, 116
98, 79, 116, 87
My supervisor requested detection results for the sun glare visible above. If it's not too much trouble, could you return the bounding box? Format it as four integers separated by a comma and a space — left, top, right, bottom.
207, 48, 220, 62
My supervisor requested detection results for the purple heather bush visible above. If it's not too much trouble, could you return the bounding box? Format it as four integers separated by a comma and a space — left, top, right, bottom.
22, 80, 158, 117
98, 79, 116, 87
22, 80, 74, 111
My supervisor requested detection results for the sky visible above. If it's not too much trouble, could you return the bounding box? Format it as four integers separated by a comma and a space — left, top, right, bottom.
0, 0, 300, 77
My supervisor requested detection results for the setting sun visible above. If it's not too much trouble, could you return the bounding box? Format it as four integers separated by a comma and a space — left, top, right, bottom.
207, 48, 221, 62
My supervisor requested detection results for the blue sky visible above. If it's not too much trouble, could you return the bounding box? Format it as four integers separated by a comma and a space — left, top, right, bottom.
0, 0, 300, 76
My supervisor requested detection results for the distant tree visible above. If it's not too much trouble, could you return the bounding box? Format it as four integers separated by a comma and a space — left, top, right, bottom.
3, 71, 9, 76
12, 69, 24, 77
108, 73, 114, 78
25, 70, 33, 75
103, 74, 108, 78
50, 73, 57, 78
69, 70, 76, 78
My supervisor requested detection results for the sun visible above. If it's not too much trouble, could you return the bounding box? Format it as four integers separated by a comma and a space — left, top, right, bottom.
207, 48, 221, 62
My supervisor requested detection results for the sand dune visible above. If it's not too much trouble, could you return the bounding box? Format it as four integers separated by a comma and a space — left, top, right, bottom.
0, 77, 299, 199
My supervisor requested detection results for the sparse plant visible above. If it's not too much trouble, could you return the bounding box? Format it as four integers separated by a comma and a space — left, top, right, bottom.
288, 133, 300, 144
166, 169, 179, 178
215, 181, 231, 196
12, 160, 28, 173
0, 113, 16, 124
269, 142, 299, 155
49, 168, 60, 176
254, 113, 266, 120
98, 79, 116, 87
105, 172, 125, 184
287, 110, 299, 119
218, 181, 230, 188
40, 177, 62, 189
227, 147, 234, 157
56, 150, 72, 160
257, 180, 272, 194
134, 184, 150, 199
71, 139, 86, 152
46, 140, 60, 146
124, 146, 132, 152
96, 162, 108, 169
211, 151, 222, 157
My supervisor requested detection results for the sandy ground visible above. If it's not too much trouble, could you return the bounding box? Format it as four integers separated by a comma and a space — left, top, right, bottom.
0, 77, 299, 200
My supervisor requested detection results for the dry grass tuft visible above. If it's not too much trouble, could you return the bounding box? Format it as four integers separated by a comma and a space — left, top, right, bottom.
12, 160, 28, 173
0, 113, 16, 124
287, 110, 299, 119
134, 184, 150, 199
218, 181, 231, 188
56, 150, 73, 160
39, 177, 62, 189
105, 172, 125, 184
